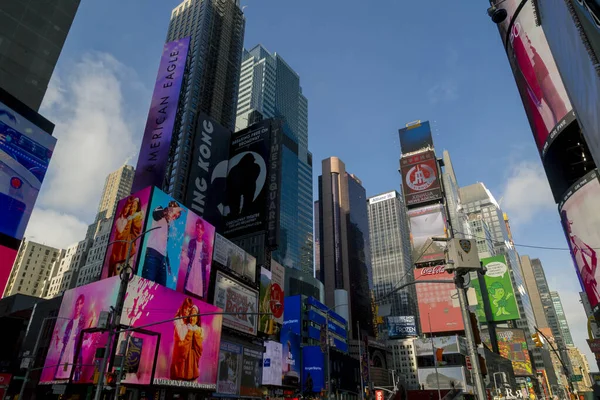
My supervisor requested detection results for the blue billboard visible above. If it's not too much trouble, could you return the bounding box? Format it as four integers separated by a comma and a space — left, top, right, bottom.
302, 346, 325, 393
280, 327, 301, 385
387, 315, 418, 339
283, 295, 302, 335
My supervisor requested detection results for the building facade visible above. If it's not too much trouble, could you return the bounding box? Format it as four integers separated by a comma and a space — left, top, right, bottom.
163, 0, 245, 202
549, 291, 575, 347
234, 45, 312, 274
3, 241, 62, 298
45, 240, 88, 298
0, 0, 80, 111
75, 217, 113, 287
387, 338, 419, 390
367, 191, 416, 319
317, 157, 374, 338
96, 164, 135, 220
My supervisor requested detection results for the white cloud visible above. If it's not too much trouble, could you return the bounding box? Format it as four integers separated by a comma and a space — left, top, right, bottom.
427, 79, 458, 104
500, 161, 555, 224
25, 208, 89, 249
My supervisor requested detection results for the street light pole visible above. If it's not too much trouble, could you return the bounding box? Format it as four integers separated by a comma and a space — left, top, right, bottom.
428, 312, 442, 400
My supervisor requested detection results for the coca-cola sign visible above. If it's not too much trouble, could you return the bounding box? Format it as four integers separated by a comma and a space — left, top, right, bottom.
419, 265, 446, 276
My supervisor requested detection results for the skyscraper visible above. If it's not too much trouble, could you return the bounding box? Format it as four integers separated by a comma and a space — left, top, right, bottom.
367, 191, 416, 319
317, 157, 374, 338
0, 0, 81, 111
161, 0, 245, 201
96, 165, 135, 220
550, 291, 575, 347
235, 45, 312, 273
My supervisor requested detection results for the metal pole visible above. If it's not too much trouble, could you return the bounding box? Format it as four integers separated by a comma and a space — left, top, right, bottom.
113, 330, 131, 399
358, 321, 364, 400
429, 313, 442, 400
19, 316, 53, 400
455, 272, 487, 400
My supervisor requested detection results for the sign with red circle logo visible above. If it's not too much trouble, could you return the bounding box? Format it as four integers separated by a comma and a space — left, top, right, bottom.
400, 150, 442, 207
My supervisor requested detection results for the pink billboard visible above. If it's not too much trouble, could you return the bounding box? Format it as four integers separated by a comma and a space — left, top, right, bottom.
41, 276, 223, 389
101, 186, 152, 280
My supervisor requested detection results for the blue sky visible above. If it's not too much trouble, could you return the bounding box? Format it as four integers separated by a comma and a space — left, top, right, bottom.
27, 0, 595, 369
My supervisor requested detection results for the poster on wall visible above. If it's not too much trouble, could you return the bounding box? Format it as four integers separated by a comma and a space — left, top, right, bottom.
213, 233, 256, 283
408, 204, 448, 265
102, 186, 152, 280
262, 340, 282, 386
217, 342, 242, 395
560, 169, 600, 311
400, 150, 442, 207
480, 255, 520, 321
213, 272, 259, 335
240, 347, 263, 396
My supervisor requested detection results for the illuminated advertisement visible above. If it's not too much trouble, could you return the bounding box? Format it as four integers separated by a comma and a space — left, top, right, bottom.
477, 255, 520, 322
132, 37, 190, 192
217, 342, 242, 395
414, 336, 462, 356
302, 346, 325, 393
102, 186, 152, 280
213, 233, 256, 283
414, 266, 464, 333
0, 93, 56, 241
408, 204, 447, 264
400, 150, 442, 207
281, 327, 301, 385
539, 0, 600, 167
560, 169, 600, 310
282, 294, 302, 335
262, 340, 282, 386
496, 0, 574, 156
41, 276, 224, 389
418, 367, 468, 390
137, 188, 188, 290
258, 261, 285, 335
0, 244, 17, 294
240, 347, 263, 397
213, 272, 259, 335
387, 316, 418, 339
487, 328, 533, 376
398, 120, 434, 155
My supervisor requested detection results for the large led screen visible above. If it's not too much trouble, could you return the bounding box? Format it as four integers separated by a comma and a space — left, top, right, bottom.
132, 37, 190, 193
496, 0, 574, 156
418, 367, 468, 390
302, 346, 325, 393
414, 266, 464, 333
213, 272, 259, 335
258, 259, 285, 335
0, 244, 18, 295
213, 233, 256, 283
387, 316, 418, 339
0, 98, 56, 241
281, 327, 301, 385
400, 150, 442, 207
560, 170, 600, 311
398, 120, 434, 155
491, 328, 533, 376
408, 204, 447, 265
41, 276, 223, 389
102, 186, 152, 280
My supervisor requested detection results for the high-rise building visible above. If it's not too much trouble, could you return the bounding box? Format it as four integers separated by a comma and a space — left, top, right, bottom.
387, 338, 419, 390
96, 165, 135, 220
467, 213, 495, 258
3, 240, 62, 297
75, 217, 113, 287
316, 157, 374, 338
0, 0, 80, 111
234, 45, 312, 273
45, 240, 88, 298
367, 191, 416, 319
162, 0, 245, 202
567, 347, 593, 393
549, 291, 575, 347
314, 201, 320, 278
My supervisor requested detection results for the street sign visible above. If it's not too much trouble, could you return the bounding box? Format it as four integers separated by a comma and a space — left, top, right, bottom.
466, 356, 472, 370
570, 375, 583, 382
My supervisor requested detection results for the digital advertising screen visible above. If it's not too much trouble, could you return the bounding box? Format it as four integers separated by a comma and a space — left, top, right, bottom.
132, 37, 191, 193
213, 272, 259, 335
414, 266, 464, 334
213, 233, 256, 283
216, 341, 242, 395
480, 255, 520, 322
571, 0, 600, 67
282, 294, 302, 335
262, 340, 282, 386
0, 94, 56, 241
0, 244, 18, 294
257, 261, 285, 335
493, 328, 533, 376
302, 346, 325, 393
560, 169, 600, 311
240, 347, 263, 397
102, 186, 152, 280
400, 150, 442, 207
280, 327, 301, 385
414, 336, 461, 357
496, 0, 574, 156
387, 316, 418, 339
398, 120, 434, 155
408, 204, 447, 265
418, 367, 467, 390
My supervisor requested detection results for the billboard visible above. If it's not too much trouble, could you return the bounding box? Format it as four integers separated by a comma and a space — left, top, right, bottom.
414, 266, 464, 333
398, 120, 434, 155
258, 262, 285, 334
223, 119, 282, 245
0, 94, 56, 241
282, 294, 302, 335
281, 327, 301, 385
418, 367, 468, 390
102, 187, 152, 280
217, 342, 242, 395
185, 113, 232, 231
400, 150, 442, 207
213, 233, 256, 283
213, 272, 259, 335
0, 244, 17, 294
408, 204, 447, 264
132, 37, 190, 192
560, 169, 600, 310
240, 347, 263, 397
480, 255, 520, 321
496, 0, 574, 156
302, 346, 325, 393
262, 340, 282, 386
414, 336, 462, 357
539, 0, 600, 168
493, 328, 533, 376
387, 316, 418, 339
41, 276, 223, 388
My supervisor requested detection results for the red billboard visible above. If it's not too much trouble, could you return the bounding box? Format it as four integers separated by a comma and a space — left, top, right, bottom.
400, 150, 442, 207
414, 266, 464, 334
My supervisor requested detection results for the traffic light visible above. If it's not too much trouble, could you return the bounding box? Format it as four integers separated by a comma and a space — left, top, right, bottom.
531, 332, 543, 348
106, 372, 117, 386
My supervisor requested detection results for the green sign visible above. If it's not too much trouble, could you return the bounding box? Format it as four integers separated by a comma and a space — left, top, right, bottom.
470, 273, 487, 321
482, 255, 521, 322
570, 375, 583, 382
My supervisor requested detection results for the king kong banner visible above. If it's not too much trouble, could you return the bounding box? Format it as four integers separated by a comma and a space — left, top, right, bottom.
223, 119, 282, 248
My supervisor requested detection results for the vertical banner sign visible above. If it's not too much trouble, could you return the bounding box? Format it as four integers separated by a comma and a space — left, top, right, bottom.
185, 113, 232, 231
302, 346, 325, 393
240, 348, 263, 397
271, 259, 285, 324
259, 267, 274, 335
480, 255, 520, 321
217, 342, 242, 395
213, 272, 259, 335
262, 341, 282, 386
132, 37, 191, 193
267, 120, 282, 248
400, 149, 442, 207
